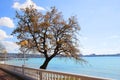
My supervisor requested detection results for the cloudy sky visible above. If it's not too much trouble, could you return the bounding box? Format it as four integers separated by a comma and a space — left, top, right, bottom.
0, 0, 120, 55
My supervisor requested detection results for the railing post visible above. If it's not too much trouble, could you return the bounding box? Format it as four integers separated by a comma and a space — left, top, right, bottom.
22, 65, 25, 75
39, 70, 42, 80
14, 66, 15, 72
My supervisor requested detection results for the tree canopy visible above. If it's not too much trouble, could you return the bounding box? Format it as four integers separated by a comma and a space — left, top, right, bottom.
12, 6, 82, 69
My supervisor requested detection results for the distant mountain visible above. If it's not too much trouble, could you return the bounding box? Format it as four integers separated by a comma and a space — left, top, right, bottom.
1, 53, 120, 58
81, 53, 120, 57
0, 53, 42, 58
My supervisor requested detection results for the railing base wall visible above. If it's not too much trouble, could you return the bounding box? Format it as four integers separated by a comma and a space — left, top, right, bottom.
0, 68, 36, 80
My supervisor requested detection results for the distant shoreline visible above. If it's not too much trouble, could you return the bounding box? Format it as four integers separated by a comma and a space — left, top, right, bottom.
82, 54, 120, 57
0, 53, 120, 58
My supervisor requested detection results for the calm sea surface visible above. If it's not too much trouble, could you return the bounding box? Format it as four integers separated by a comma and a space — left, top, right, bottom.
6, 56, 120, 80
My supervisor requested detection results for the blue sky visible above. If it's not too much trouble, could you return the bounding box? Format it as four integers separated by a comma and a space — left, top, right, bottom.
0, 0, 120, 55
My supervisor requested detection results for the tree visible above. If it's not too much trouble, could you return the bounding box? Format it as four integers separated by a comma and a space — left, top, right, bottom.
0, 42, 6, 53
0, 42, 7, 59
12, 6, 82, 69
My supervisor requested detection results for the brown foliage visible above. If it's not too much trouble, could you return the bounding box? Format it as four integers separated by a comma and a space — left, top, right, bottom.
12, 6, 82, 69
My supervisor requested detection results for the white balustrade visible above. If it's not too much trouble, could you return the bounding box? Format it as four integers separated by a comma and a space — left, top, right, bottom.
0, 64, 110, 80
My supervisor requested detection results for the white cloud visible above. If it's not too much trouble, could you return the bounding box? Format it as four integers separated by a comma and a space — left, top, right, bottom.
13, 0, 45, 10
80, 47, 96, 55
13, 0, 20, 1
0, 29, 13, 40
0, 30, 19, 53
0, 17, 14, 28
82, 36, 88, 40
1, 41, 19, 53
109, 35, 120, 39
81, 47, 120, 55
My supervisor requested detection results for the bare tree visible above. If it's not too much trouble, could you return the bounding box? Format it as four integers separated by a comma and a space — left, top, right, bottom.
12, 6, 83, 69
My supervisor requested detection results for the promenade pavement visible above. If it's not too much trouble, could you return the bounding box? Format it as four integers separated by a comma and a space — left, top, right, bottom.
0, 69, 19, 80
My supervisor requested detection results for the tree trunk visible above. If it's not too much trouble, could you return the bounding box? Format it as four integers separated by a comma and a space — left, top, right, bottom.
40, 58, 51, 69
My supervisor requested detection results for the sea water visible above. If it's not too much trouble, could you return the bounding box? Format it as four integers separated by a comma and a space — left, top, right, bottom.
5, 56, 120, 80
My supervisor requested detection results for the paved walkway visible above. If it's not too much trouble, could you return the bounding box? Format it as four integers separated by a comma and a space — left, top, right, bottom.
0, 69, 19, 80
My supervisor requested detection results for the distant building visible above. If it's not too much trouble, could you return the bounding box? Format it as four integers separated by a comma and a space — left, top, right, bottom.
0, 53, 42, 58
